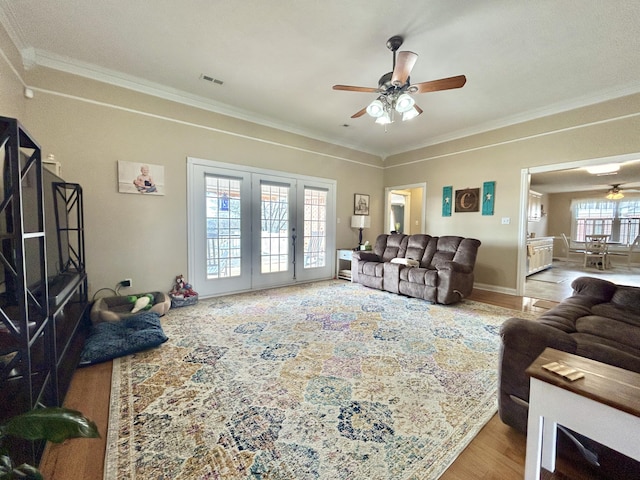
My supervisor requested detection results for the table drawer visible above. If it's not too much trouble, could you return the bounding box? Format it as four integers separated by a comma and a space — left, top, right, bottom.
338, 249, 352, 260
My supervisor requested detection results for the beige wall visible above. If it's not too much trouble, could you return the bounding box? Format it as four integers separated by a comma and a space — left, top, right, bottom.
18, 81, 383, 295
3, 22, 640, 295
0, 26, 26, 120
409, 187, 423, 234
0, 32, 384, 295
384, 95, 640, 291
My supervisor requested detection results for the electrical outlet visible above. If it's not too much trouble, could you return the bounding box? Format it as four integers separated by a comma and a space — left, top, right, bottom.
120, 278, 132, 288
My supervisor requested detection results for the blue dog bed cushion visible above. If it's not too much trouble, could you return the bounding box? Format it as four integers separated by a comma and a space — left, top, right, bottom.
79, 311, 168, 366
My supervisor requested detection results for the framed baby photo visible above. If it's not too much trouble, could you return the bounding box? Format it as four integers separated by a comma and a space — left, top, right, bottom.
118, 160, 165, 195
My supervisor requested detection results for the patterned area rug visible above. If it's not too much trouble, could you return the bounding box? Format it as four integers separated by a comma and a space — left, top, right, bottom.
105, 281, 532, 479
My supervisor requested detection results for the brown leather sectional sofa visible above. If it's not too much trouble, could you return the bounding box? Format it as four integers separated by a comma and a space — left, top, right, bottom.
499, 276, 640, 476
351, 233, 481, 304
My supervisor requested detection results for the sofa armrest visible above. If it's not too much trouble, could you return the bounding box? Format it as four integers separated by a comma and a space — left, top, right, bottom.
435, 260, 472, 274
501, 317, 576, 354
498, 317, 577, 432
353, 251, 381, 262
570, 276, 616, 302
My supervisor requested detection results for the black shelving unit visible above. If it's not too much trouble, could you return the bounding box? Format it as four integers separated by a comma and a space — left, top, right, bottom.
0, 116, 88, 465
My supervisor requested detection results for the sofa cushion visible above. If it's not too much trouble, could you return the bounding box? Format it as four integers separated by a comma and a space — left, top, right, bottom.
400, 267, 438, 287
404, 234, 431, 264
372, 234, 389, 257
361, 261, 384, 277
429, 236, 462, 269
611, 285, 640, 310
537, 295, 604, 332
591, 303, 640, 328
573, 335, 640, 373
382, 234, 407, 262
419, 236, 438, 267
575, 315, 640, 353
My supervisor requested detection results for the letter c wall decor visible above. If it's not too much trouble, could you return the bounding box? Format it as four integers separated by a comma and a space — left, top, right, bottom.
455, 188, 480, 212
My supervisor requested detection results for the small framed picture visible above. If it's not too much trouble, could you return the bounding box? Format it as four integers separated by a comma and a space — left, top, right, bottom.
118, 160, 165, 195
354, 193, 370, 215
455, 188, 480, 212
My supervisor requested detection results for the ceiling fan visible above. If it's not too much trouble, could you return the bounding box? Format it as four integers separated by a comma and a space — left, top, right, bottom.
332, 35, 466, 124
606, 183, 640, 199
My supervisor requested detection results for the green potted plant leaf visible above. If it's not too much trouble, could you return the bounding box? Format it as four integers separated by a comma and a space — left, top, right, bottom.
0, 407, 99, 480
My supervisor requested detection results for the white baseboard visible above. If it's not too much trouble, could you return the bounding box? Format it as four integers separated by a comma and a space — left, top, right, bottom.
473, 283, 517, 296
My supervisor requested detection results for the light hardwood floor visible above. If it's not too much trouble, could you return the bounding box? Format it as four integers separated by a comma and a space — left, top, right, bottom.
39, 289, 580, 479
525, 260, 640, 302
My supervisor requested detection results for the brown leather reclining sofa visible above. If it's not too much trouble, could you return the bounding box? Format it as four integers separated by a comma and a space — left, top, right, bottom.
351, 233, 481, 304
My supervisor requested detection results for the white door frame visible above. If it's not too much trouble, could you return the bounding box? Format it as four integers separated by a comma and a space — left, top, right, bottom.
384, 183, 427, 234
517, 152, 640, 296
187, 157, 336, 297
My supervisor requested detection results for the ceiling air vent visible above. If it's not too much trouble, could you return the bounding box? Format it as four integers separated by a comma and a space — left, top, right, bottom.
200, 74, 224, 85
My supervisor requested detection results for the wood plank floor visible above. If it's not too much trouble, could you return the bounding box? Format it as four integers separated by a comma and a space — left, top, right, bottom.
38, 289, 580, 479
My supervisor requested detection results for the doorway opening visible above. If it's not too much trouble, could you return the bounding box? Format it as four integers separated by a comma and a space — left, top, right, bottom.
518, 153, 640, 299
384, 183, 426, 235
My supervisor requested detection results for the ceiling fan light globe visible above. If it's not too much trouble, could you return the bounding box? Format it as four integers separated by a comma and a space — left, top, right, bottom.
606, 192, 624, 200
395, 93, 415, 113
366, 99, 385, 118
402, 106, 420, 121
375, 111, 392, 125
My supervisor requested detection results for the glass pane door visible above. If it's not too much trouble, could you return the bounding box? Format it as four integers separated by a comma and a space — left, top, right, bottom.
189, 163, 251, 297
189, 158, 336, 296
252, 175, 296, 289
205, 175, 242, 279
296, 182, 335, 282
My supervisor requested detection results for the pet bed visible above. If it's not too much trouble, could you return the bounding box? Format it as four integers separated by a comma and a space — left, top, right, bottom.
90, 291, 171, 324
79, 311, 168, 366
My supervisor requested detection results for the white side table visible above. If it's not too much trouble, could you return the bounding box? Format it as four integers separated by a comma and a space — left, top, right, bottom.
525, 348, 640, 479
336, 249, 353, 281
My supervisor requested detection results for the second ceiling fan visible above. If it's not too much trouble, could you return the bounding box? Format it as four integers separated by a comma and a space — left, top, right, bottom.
333, 35, 466, 124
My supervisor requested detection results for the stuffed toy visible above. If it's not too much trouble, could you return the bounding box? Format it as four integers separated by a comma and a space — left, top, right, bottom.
170, 274, 198, 300
127, 293, 155, 313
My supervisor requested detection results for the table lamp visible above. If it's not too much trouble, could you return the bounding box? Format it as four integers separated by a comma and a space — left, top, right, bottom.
351, 215, 370, 247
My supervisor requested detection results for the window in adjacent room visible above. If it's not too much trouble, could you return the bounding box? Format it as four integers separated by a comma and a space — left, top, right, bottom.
571, 198, 640, 245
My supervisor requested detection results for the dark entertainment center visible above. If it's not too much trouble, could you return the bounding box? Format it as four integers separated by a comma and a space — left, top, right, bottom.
0, 116, 88, 465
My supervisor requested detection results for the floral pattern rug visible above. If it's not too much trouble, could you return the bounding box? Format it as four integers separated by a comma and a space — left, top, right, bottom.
105, 280, 531, 479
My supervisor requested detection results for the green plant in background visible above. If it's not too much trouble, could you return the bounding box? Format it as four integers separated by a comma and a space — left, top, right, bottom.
0, 407, 99, 480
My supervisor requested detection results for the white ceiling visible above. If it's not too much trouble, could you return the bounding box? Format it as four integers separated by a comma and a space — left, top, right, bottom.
530, 159, 640, 195
1, 0, 640, 189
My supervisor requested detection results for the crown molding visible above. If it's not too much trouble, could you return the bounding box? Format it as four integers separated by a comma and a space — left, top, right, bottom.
384, 81, 640, 158
28, 48, 383, 159
0, 2, 27, 52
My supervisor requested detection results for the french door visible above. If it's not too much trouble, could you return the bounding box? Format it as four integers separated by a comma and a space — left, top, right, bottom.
188, 158, 335, 297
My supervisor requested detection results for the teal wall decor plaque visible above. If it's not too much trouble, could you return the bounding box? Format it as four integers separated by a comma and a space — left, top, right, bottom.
442, 186, 452, 217
482, 181, 495, 216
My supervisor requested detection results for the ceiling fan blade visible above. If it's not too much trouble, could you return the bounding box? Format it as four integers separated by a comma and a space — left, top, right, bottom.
415, 104, 424, 115
333, 85, 379, 93
351, 107, 368, 118
412, 75, 467, 93
391, 51, 418, 86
